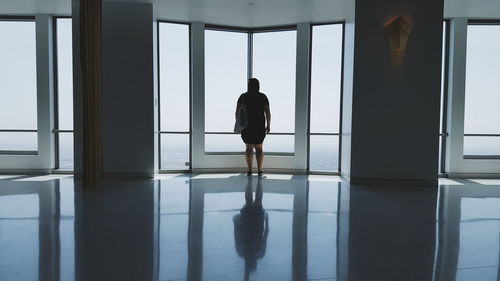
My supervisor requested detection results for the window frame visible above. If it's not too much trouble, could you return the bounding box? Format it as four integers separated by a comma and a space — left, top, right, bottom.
53, 16, 73, 170
157, 20, 193, 172
203, 24, 298, 156
439, 19, 450, 174
0, 16, 38, 155
462, 20, 500, 159
306, 21, 345, 174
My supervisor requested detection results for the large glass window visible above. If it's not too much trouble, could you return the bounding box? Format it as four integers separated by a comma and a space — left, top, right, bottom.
204, 29, 248, 152
159, 22, 191, 170
0, 19, 38, 153
308, 24, 343, 172
55, 18, 74, 169
439, 21, 448, 173
204, 28, 296, 154
463, 24, 500, 157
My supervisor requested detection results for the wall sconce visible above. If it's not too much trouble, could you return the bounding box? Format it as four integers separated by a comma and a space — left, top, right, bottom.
384, 16, 413, 67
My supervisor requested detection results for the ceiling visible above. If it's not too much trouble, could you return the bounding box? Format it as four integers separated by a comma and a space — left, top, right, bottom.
1, 0, 499, 27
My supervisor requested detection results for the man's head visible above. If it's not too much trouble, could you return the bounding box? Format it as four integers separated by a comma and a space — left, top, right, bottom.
248, 78, 260, 92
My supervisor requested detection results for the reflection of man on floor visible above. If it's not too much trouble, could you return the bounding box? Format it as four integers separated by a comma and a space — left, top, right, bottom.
233, 177, 269, 281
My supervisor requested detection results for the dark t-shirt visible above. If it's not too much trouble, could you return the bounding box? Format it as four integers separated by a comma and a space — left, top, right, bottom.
238, 92, 269, 129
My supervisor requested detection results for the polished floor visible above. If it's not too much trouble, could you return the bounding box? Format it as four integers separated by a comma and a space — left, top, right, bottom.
0, 174, 499, 281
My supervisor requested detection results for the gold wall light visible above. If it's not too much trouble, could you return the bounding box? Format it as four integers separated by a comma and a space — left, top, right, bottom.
384, 16, 413, 67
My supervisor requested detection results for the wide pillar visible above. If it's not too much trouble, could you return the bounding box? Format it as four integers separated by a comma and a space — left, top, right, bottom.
341, 0, 444, 185
101, 2, 156, 179
72, 1, 157, 186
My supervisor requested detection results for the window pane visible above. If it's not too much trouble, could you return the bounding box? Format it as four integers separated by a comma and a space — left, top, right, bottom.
253, 30, 296, 133
309, 135, 339, 172
438, 135, 443, 172
205, 30, 247, 132
159, 23, 190, 132
58, 133, 74, 170
205, 134, 244, 152
161, 134, 190, 170
263, 135, 294, 153
56, 18, 74, 130
464, 25, 500, 139
0, 132, 37, 151
0, 21, 37, 130
440, 22, 447, 134
464, 136, 500, 156
205, 134, 293, 153
310, 24, 343, 133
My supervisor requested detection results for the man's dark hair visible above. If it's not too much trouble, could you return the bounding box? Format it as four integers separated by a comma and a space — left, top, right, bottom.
248, 78, 260, 92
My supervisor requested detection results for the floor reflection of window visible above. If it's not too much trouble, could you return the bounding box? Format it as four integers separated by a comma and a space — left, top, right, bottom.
0, 194, 39, 281
59, 179, 75, 280
457, 198, 500, 281
307, 179, 339, 279
159, 178, 190, 281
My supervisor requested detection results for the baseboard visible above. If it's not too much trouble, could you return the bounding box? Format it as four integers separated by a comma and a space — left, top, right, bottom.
448, 173, 500, 179
348, 177, 438, 187
0, 169, 52, 175
191, 168, 307, 174
101, 172, 155, 180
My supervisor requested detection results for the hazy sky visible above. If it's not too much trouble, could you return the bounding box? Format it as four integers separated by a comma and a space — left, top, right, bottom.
1, 20, 498, 157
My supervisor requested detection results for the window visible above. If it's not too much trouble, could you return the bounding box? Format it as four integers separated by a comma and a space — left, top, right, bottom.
55, 18, 74, 169
253, 30, 296, 153
159, 22, 191, 170
439, 21, 448, 173
204, 27, 296, 154
0, 19, 38, 153
308, 24, 343, 172
463, 23, 500, 157
204, 29, 248, 152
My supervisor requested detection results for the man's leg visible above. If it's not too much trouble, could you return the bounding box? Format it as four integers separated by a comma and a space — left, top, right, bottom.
255, 144, 264, 172
245, 144, 255, 173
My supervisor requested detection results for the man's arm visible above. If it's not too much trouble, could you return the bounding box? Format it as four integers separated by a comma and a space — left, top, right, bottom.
235, 102, 240, 120
264, 105, 271, 133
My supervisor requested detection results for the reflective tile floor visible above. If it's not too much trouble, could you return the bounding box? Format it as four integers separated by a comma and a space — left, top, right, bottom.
0, 174, 499, 281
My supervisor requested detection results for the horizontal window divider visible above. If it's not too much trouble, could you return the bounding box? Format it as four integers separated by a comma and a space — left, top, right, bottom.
464, 155, 500, 160
309, 132, 340, 136
0, 129, 37, 133
52, 129, 74, 133
205, 132, 294, 135
464, 134, 500, 137
0, 150, 38, 155
159, 169, 191, 174
159, 131, 191, 134
308, 171, 341, 176
205, 151, 294, 156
